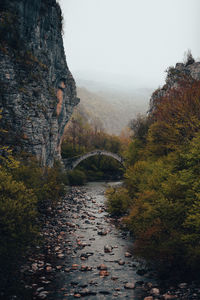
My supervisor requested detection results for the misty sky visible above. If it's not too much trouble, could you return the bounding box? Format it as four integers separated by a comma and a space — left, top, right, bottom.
59, 0, 200, 89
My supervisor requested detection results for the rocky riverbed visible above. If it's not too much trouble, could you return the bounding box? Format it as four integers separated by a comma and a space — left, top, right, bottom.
17, 182, 200, 300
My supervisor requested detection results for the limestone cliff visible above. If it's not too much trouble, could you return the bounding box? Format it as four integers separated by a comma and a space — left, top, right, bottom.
0, 0, 79, 166
150, 58, 200, 112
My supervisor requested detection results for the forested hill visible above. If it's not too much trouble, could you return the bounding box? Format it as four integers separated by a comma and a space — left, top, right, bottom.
77, 85, 152, 135
106, 53, 200, 276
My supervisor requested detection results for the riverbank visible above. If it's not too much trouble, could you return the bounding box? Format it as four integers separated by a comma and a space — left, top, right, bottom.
6, 182, 200, 300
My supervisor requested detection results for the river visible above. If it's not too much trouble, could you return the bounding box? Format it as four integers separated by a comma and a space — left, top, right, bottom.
19, 181, 198, 300
42, 181, 157, 300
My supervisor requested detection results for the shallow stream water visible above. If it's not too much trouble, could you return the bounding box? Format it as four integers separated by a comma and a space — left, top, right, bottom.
17, 181, 200, 300
47, 181, 157, 300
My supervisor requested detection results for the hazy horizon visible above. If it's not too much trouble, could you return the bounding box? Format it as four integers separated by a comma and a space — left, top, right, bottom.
60, 0, 200, 90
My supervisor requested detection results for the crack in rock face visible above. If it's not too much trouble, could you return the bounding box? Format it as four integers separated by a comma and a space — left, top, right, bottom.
0, 0, 79, 166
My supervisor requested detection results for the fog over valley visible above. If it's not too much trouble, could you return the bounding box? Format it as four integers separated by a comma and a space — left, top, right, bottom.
76, 84, 153, 134
59, 0, 200, 133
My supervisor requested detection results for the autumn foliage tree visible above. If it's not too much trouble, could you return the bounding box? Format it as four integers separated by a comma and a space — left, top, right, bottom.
148, 79, 200, 156
106, 69, 200, 275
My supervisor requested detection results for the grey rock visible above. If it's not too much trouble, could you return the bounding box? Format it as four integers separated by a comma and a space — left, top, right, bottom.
31, 263, 38, 272
0, 0, 79, 166
124, 282, 135, 289
36, 287, 44, 292
104, 245, 113, 253
125, 252, 132, 257
38, 291, 48, 299
178, 283, 187, 289
150, 288, 160, 296
97, 264, 108, 270
118, 260, 125, 265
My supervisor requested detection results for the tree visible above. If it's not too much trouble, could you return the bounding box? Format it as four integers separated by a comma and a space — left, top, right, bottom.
129, 114, 151, 143
147, 81, 200, 156
184, 49, 195, 66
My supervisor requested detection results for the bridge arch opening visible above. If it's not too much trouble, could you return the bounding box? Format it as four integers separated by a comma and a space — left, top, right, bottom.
63, 150, 124, 181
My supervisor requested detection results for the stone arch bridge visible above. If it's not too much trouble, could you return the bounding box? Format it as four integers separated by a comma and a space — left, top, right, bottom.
63, 150, 124, 171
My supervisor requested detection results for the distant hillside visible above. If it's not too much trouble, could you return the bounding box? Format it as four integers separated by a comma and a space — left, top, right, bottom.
76, 85, 152, 135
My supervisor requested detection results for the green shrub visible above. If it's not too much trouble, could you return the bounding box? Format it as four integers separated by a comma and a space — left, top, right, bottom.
13, 158, 67, 208
0, 169, 38, 253
68, 169, 86, 185
0, 112, 69, 292
106, 187, 131, 216
0, 151, 39, 262
120, 133, 200, 272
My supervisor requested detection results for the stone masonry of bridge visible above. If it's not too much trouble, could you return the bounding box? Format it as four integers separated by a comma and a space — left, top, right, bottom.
63, 150, 124, 170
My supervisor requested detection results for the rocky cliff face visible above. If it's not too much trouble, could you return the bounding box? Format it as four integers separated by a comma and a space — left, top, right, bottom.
150, 59, 200, 112
0, 0, 79, 166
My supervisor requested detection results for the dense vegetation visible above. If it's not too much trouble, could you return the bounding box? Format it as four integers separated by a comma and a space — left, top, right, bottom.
62, 107, 125, 184
0, 113, 68, 292
0, 97, 127, 292
106, 66, 200, 276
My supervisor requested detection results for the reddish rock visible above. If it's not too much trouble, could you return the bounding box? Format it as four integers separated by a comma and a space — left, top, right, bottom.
99, 270, 109, 277
80, 265, 92, 271
163, 295, 177, 300
71, 264, 79, 270
46, 266, 52, 272
74, 294, 81, 298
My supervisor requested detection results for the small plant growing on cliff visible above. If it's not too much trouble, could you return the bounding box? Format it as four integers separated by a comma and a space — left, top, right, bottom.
184, 49, 195, 66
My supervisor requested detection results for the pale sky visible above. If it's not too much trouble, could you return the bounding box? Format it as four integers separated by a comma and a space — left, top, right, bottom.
59, 0, 200, 89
